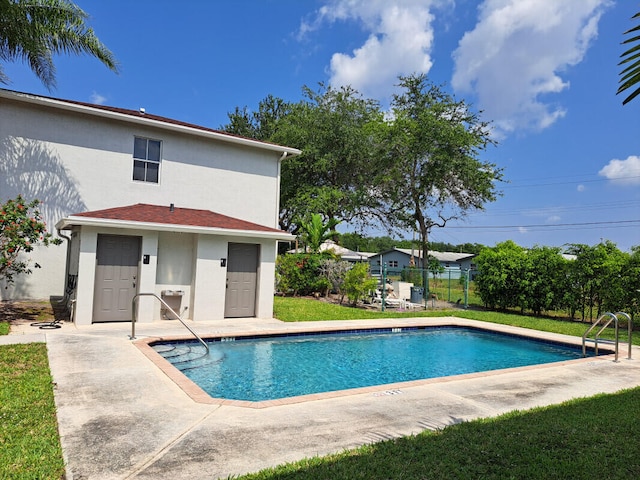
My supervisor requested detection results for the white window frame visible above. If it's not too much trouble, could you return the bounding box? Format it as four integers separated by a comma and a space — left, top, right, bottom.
133, 136, 162, 183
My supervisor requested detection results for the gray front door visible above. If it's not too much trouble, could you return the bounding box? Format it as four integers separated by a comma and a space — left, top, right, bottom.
93, 235, 141, 322
224, 243, 259, 318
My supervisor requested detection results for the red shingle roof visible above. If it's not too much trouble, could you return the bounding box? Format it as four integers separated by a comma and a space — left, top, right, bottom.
73, 204, 285, 234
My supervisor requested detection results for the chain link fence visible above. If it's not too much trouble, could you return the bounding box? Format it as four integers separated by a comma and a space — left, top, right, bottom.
370, 265, 476, 309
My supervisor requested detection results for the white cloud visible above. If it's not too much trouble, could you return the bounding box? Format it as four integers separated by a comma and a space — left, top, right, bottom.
598, 155, 640, 186
90, 92, 107, 105
546, 215, 561, 223
451, 0, 612, 135
303, 0, 451, 101
518, 226, 528, 234
577, 184, 586, 192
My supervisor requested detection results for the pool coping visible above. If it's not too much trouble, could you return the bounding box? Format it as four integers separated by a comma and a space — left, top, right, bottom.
134, 318, 618, 409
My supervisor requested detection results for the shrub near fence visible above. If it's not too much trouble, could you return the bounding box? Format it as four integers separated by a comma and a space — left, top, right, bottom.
276, 253, 332, 296
475, 241, 640, 320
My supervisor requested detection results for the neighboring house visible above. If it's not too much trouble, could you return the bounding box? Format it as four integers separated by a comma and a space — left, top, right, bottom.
0, 89, 300, 325
369, 248, 477, 278
288, 240, 376, 263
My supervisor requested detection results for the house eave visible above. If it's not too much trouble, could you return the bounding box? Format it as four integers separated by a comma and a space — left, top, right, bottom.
1, 89, 301, 157
56, 216, 295, 241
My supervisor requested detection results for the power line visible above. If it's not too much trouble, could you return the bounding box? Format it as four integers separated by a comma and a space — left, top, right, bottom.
471, 199, 640, 218
500, 174, 640, 189
446, 219, 640, 230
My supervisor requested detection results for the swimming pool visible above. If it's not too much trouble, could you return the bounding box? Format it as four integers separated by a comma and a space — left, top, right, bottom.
151, 326, 596, 402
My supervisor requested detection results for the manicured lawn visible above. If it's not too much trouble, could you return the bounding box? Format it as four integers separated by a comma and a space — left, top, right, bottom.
273, 296, 638, 345
238, 387, 640, 479
0, 322, 8, 335
0, 343, 65, 479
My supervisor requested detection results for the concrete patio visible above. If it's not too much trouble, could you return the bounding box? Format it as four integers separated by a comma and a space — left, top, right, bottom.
5, 316, 640, 480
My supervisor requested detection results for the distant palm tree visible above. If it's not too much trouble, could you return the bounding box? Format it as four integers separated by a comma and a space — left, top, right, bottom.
0, 0, 118, 89
618, 11, 640, 105
299, 213, 340, 254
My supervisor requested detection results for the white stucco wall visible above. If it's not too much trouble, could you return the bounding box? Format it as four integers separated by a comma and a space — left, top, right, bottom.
1, 94, 288, 301
255, 240, 277, 319
155, 232, 194, 320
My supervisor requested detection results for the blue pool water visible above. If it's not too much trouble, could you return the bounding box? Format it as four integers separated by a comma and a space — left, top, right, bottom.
152, 327, 589, 402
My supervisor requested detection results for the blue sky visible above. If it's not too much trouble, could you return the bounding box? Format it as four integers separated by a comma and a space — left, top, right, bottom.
3, 0, 640, 251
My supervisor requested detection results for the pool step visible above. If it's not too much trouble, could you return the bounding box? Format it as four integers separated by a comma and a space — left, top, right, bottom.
583, 338, 616, 344
153, 343, 224, 371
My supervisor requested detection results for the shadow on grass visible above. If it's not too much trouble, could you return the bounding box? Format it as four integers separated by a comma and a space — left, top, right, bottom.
0, 297, 70, 333
238, 388, 640, 480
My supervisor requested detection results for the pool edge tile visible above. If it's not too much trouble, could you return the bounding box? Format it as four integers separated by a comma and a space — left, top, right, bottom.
133, 319, 616, 408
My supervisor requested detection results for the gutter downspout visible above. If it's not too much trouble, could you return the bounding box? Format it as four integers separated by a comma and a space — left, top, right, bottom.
57, 229, 72, 294
57, 229, 76, 322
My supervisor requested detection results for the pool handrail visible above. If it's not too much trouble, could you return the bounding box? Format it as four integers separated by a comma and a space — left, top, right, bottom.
582, 312, 618, 360
130, 293, 209, 353
615, 311, 633, 360
581, 311, 633, 362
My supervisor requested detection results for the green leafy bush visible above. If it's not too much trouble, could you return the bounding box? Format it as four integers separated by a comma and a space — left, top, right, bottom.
1, 195, 61, 285
343, 263, 378, 306
276, 253, 333, 296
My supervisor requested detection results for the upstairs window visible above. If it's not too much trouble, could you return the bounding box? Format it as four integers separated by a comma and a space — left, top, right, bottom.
133, 137, 161, 183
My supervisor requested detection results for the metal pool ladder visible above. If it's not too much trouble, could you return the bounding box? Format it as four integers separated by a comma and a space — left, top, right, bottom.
130, 293, 209, 353
582, 312, 632, 362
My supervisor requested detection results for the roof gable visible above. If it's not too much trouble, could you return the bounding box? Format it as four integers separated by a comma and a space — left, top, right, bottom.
68, 203, 286, 234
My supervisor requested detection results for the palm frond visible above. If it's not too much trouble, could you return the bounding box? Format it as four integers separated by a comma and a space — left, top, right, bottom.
618, 12, 640, 105
0, 0, 117, 89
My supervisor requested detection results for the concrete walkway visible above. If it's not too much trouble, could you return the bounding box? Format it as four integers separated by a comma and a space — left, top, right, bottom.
6, 317, 640, 480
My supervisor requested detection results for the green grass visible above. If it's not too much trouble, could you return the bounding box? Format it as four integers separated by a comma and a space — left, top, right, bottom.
0, 322, 8, 335
237, 387, 640, 479
273, 296, 639, 345
428, 279, 482, 305
0, 343, 65, 479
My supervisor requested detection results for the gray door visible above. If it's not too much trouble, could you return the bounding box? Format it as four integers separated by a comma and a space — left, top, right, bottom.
93, 235, 141, 322
224, 243, 259, 318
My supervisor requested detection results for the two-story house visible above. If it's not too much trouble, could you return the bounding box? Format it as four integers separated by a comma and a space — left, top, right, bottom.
0, 89, 300, 325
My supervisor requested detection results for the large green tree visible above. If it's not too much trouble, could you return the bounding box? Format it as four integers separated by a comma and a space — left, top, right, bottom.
618, 11, 640, 105
272, 84, 384, 233
222, 94, 291, 141
0, 0, 117, 89
378, 74, 503, 294
224, 84, 384, 233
